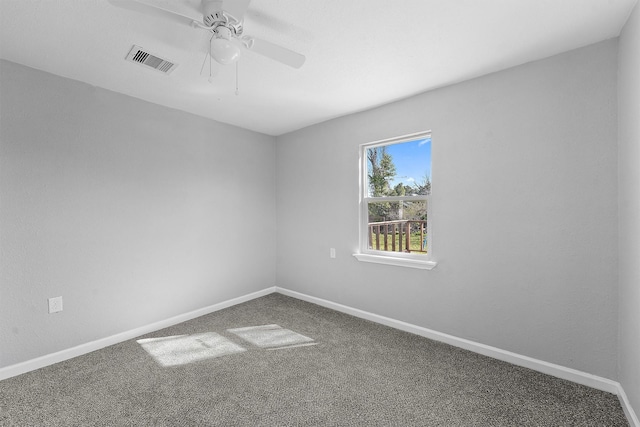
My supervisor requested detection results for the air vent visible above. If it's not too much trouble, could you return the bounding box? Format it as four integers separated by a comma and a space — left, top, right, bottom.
125, 45, 177, 74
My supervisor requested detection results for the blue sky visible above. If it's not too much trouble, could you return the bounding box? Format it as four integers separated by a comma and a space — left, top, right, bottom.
386, 136, 431, 188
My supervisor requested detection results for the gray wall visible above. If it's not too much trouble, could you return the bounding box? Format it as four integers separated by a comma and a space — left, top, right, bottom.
0, 60, 276, 368
276, 40, 619, 380
618, 1, 640, 418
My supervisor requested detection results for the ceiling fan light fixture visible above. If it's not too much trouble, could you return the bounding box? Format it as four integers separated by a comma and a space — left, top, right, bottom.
210, 27, 241, 65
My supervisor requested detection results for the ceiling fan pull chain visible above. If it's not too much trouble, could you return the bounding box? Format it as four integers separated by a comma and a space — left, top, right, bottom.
208, 36, 215, 83
235, 62, 240, 96
210, 50, 214, 83
200, 52, 208, 77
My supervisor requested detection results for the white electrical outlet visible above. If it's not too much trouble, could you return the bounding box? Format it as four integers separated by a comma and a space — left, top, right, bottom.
330, 248, 336, 258
48, 296, 63, 314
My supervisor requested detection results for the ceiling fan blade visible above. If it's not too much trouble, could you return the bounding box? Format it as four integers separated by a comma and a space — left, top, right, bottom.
248, 37, 305, 69
224, 0, 252, 21
108, 0, 198, 27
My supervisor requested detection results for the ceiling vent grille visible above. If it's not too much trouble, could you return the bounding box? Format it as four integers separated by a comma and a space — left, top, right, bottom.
125, 45, 177, 74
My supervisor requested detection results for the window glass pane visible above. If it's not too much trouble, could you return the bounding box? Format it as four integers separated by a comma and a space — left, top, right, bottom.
367, 200, 428, 254
366, 136, 431, 198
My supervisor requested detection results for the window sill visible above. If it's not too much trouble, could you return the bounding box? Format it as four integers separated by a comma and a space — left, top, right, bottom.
352, 253, 437, 270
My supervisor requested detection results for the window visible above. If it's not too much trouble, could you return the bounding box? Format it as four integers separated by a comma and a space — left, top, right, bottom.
353, 131, 436, 270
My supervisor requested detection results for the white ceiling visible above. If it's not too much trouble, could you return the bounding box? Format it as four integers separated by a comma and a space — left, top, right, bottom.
0, 0, 637, 136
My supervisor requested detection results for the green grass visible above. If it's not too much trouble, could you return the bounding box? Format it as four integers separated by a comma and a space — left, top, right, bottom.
369, 232, 428, 254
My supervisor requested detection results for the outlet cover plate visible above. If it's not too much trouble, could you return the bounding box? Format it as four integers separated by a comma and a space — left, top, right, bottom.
48, 296, 63, 313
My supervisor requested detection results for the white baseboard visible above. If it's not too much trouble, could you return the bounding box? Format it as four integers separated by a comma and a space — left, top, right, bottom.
0, 287, 276, 381
617, 384, 640, 427
276, 286, 640, 426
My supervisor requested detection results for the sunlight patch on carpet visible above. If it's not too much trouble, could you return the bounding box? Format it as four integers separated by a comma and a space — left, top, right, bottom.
137, 333, 246, 367
228, 324, 315, 350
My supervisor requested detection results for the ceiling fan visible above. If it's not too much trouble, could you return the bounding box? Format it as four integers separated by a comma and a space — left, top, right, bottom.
109, 0, 306, 71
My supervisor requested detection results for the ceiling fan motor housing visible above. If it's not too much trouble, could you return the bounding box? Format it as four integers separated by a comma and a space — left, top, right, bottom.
203, 10, 224, 27
201, 1, 238, 26
202, 10, 243, 36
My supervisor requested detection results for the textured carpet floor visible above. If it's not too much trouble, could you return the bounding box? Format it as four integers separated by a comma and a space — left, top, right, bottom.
0, 293, 628, 426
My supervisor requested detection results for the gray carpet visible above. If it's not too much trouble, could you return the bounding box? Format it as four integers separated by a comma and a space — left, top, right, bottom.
0, 293, 628, 426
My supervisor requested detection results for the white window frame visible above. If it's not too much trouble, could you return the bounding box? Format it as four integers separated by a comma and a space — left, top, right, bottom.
353, 131, 437, 270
